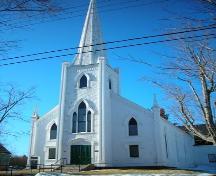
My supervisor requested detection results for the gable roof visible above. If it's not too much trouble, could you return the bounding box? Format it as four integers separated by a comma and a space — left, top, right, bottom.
0, 144, 11, 155
178, 124, 209, 135
178, 124, 213, 145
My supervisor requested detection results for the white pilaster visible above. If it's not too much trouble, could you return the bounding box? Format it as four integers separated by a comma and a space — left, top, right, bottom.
152, 96, 166, 166
98, 57, 106, 165
27, 112, 39, 166
57, 63, 69, 162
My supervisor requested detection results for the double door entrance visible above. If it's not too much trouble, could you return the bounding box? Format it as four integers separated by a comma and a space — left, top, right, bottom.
70, 145, 91, 165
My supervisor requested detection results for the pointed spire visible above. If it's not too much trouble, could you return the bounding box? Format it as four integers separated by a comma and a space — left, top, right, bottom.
152, 94, 159, 108
73, 0, 105, 65
32, 106, 39, 120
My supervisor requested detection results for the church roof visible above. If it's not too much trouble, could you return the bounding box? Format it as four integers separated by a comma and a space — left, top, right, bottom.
178, 124, 213, 145
0, 144, 11, 155
178, 124, 209, 135
73, 0, 105, 65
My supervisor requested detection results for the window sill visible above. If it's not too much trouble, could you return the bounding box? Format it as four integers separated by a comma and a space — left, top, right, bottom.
47, 139, 57, 142
72, 132, 94, 135
46, 159, 56, 161
78, 87, 88, 89
128, 135, 138, 137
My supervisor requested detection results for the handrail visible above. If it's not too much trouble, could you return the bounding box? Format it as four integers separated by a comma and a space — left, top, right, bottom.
0, 164, 64, 175
0, 162, 85, 175
54, 157, 67, 165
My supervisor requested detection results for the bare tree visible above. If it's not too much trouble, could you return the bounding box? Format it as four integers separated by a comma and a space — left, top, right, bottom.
0, 1, 57, 140
0, 84, 35, 144
0, 0, 55, 12
158, 0, 216, 144
202, 0, 216, 6
116, 37, 216, 144
140, 0, 216, 144
0, 0, 58, 54
0, 1, 53, 140
159, 0, 215, 30
0, 84, 34, 125
155, 40, 216, 144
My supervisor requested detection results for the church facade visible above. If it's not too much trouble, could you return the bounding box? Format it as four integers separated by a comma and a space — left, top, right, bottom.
28, 0, 216, 168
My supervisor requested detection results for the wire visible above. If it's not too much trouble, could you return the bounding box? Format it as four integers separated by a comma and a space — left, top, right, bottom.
0, 33, 215, 67
1, 0, 167, 31
1, 0, 147, 23
1, 23, 216, 62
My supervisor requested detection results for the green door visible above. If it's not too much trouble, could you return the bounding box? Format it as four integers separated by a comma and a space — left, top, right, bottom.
70, 145, 91, 165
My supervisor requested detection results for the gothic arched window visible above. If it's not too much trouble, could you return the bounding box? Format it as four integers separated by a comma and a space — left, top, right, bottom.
78, 102, 86, 132
50, 123, 57, 140
72, 112, 77, 133
129, 118, 138, 136
80, 75, 87, 88
87, 111, 91, 132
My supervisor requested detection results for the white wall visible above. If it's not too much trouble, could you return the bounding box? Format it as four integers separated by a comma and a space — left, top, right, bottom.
30, 106, 59, 165
158, 118, 194, 168
58, 63, 101, 164
110, 93, 157, 166
29, 60, 216, 169
58, 62, 120, 166
193, 145, 216, 167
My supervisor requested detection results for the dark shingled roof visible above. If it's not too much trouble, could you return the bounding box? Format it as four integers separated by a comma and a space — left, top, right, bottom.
178, 124, 210, 134
178, 124, 213, 145
0, 144, 11, 155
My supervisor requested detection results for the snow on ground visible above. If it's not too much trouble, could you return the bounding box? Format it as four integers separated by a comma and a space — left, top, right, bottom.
183, 165, 216, 174
35, 173, 213, 176
35, 173, 71, 176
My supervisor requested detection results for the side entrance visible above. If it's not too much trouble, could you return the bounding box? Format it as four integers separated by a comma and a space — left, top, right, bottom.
70, 145, 91, 165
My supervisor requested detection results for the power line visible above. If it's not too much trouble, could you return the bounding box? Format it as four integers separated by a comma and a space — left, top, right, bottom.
1, 0, 167, 31
1, 23, 216, 62
1, 0, 147, 23
0, 33, 215, 67
0, 0, 137, 28
0, 0, 114, 25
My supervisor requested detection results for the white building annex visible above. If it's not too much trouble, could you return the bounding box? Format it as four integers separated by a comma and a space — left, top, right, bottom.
28, 0, 216, 169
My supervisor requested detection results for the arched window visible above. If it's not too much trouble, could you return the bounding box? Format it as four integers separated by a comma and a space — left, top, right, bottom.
80, 75, 87, 88
78, 102, 86, 132
87, 111, 91, 132
129, 118, 138, 136
109, 79, 112, 90
72, 112, 77, 133
50, 123, 57, 140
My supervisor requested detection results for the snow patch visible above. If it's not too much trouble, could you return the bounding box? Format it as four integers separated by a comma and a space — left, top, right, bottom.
35, 173, 71, 176
35, 173, 213, 176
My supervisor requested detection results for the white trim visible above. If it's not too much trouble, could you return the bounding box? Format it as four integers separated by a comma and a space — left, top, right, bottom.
123, 115, 142, 138
46, 120, 58, 141
76, 73, 90, 89
46, 147, 57, 160
69, 138, 92, 145
123, 114, 143, 126
70, 100, 95, 134
68, 99, 96, 115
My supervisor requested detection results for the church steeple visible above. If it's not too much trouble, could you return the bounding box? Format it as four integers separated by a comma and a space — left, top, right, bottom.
73, 0, 105, 65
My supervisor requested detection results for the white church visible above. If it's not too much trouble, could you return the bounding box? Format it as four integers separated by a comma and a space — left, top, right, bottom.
28, 0, 216, 168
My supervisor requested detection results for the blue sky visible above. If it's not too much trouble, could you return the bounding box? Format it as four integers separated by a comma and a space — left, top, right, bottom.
0, 0, 211, 155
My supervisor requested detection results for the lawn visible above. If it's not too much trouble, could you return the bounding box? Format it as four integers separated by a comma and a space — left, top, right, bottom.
78, 168, 203, 175
0, 169, 48, 176
0, 167, 210, 176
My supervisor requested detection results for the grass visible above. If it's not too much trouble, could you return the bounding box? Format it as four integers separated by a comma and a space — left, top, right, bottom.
0, 169, 38, 176
0, 167, 205, 176
78, 168, 203, 175
0, 169, 50, 176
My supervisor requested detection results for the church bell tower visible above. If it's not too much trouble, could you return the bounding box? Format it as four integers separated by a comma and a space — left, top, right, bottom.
57, 0, 119, 166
